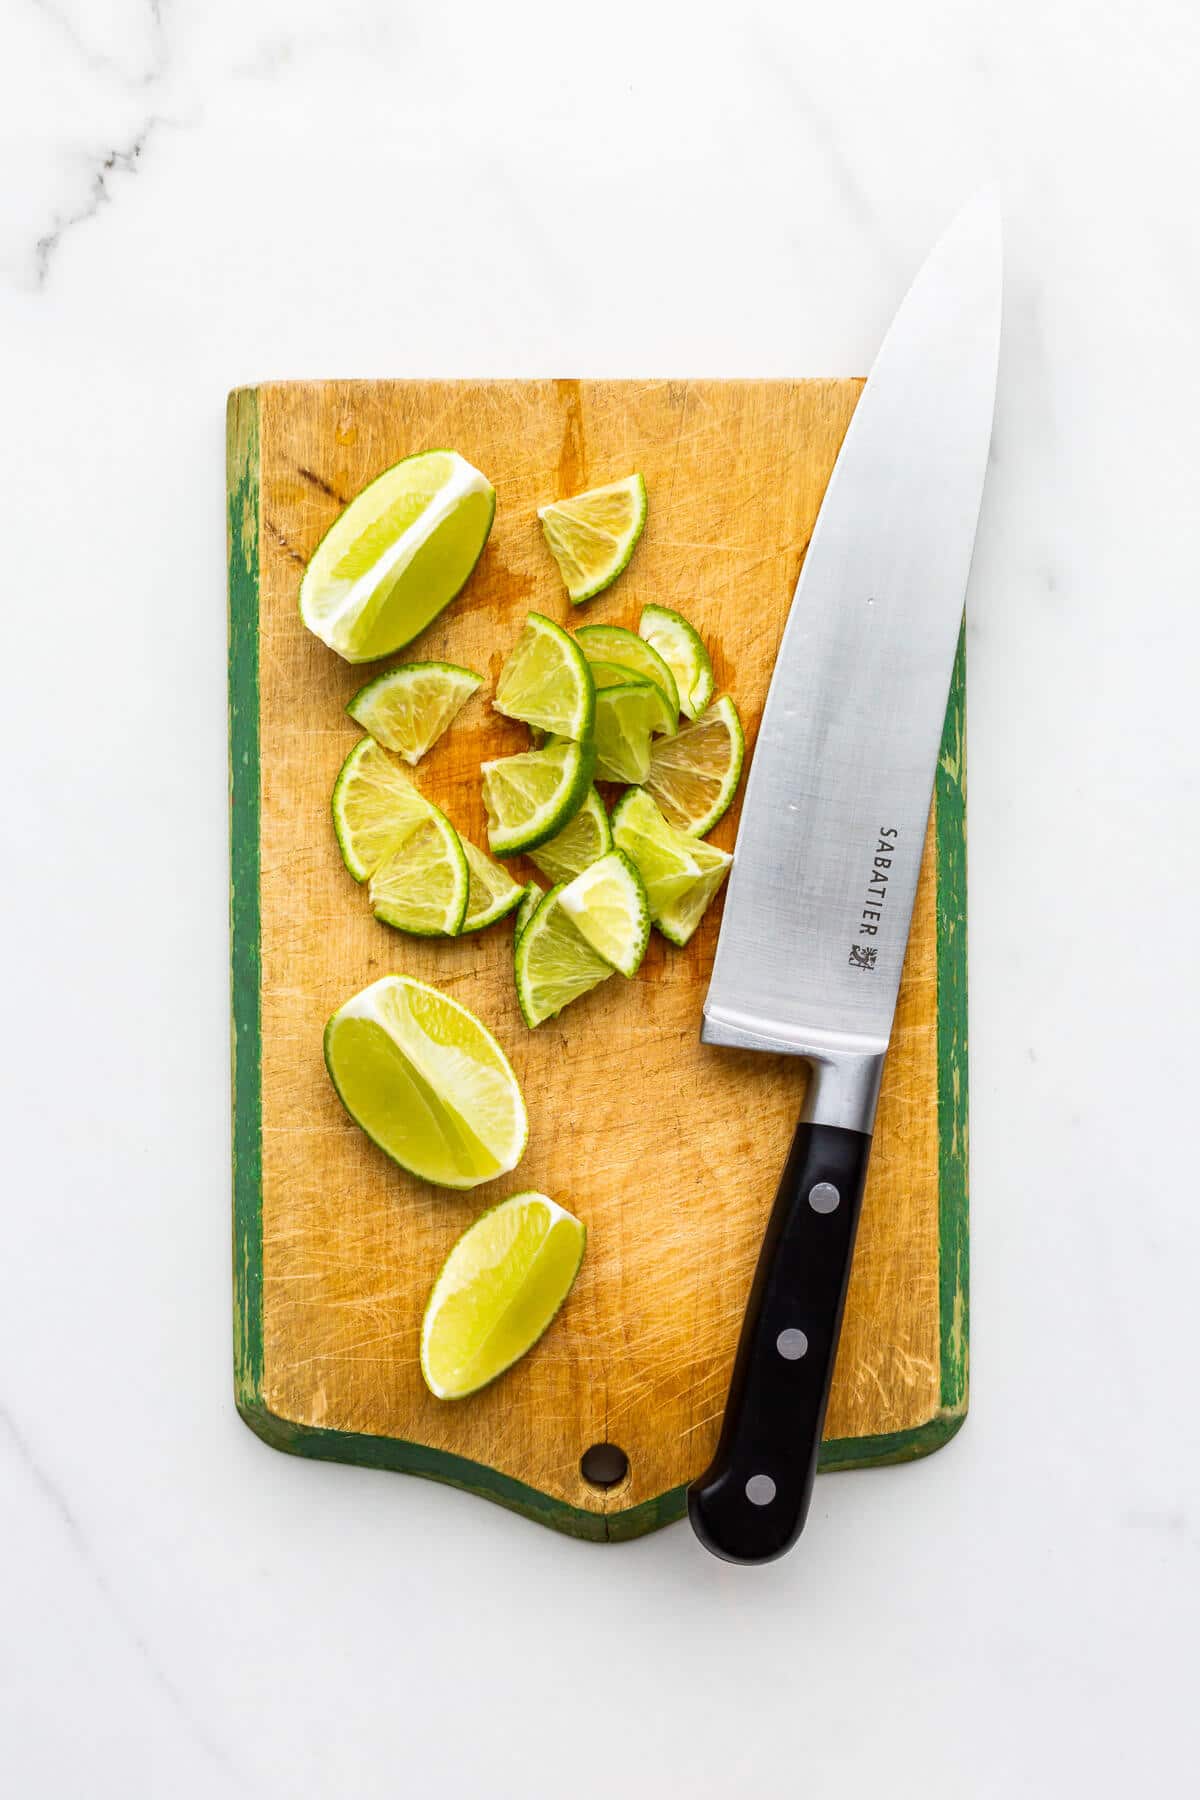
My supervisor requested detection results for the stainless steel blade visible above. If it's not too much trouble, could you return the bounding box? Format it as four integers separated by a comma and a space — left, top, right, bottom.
702, 193, 1001, 1125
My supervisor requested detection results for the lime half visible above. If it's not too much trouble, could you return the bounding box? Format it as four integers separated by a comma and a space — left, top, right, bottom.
593, 681, 673, 784
481, 737, 594, 856
420, 1192, 586, 1399
347, 661, 481, 765
575, 623, 679, 721
324, 976, 527, 1189
494, 612, 594, 742
300, 450, 495, 663
460, 839, 525, 934
529, 785, 612, 885
513, 884, 615, 1027
639, 604, 714, 720
369, 809, 470, 936
643, 695, 744, 837
558, 850, 650, 978
331, 737, 434, 882
538, 474, 647, 605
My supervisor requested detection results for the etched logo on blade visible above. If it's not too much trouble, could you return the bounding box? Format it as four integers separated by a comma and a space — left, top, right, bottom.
849, 826, 899, 965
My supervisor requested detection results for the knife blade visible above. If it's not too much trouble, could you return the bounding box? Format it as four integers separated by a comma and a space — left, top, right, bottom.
688, 193, 1001, 1564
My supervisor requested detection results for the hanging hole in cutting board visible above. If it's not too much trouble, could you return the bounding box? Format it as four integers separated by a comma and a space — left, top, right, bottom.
580, 1443, 629, 1489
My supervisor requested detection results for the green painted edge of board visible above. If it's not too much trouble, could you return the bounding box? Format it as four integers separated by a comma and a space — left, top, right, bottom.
227, 385, 969, 1543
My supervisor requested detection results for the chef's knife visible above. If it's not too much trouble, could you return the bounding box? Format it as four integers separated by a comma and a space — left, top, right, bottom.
688, 194, 1001, 1564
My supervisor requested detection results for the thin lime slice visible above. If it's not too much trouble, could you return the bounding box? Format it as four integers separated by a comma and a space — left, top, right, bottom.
324, 975, 527, 1189
575, 624, 679, 722
639, 604, 714, 720
611, 786, 706, 914
331, 737, 434, 882
538, 473, 647, 605
529, 786, 612, 884
368, 816, 470, 937
643, 695, 745, 836
460, 839, 525, 934
558, 850, 650, 978
654, 837, 731, 946
346, 661, 481, 765
513, 884, 615, 1027
481, 736, 595, 857
420, 1192, 586, 1398
300, 450, 495, 663
369, 807, 470, 936
593, 682, 673, 783
514, 882, 544, 942
494, 612, 595, 742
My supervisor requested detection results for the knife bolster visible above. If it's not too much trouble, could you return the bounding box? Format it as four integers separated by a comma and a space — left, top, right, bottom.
702, 1007, 886, 1133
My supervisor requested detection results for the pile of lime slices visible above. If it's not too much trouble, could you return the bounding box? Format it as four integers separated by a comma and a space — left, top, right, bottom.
302, 452, 750, 1398
484, 601, 742, 1024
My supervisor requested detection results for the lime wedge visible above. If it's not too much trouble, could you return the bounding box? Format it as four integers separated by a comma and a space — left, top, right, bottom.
324, 976, 527, 1189
346, 661, 481, 765
331, 737, 434, 882
575, 624, 679, 721
654, 838, 731, 946
611, 786, 730, 943
460, 839, 525, 934
514, 882, 544, 942
538, 473, 647, 605
558, 850, 650, 978
481, 737, 595, 856
420, 1192, 586, 1398
639, 604, 714, 720
593, 681, 673, 783
300, 450, 495, 663
529, 786, 612, 884
494, 612, 594, 742
514, 884, 615, 1027
643, 695, 745, 836
369, 808, 470, 936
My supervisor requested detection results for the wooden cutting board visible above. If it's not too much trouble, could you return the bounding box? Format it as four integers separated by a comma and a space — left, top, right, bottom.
228, 379, 968, 1542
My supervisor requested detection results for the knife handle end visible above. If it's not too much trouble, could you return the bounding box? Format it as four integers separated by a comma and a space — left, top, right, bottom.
687, 1119, 872, 1565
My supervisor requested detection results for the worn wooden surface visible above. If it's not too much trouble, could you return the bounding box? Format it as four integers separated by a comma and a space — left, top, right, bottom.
232, 378, 966, 1534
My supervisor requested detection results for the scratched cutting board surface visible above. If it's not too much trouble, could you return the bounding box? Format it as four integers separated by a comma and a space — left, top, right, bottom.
228, 379, 969, 1542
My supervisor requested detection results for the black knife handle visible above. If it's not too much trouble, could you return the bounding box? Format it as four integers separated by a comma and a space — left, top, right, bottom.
688, 1119, 872, 1564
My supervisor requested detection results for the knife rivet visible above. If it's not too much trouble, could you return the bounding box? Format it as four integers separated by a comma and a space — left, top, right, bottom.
745, 1474, 776, 1506
777, 1329, 809, 1360
808, 1182, 840, 1214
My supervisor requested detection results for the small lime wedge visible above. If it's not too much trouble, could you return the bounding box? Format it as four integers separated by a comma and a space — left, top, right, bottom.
331, 737, 434, 882
346, 661, 481, 765
369, 808, 470, 936
300, 450, 495, 663
420, 1192, 586, 1399
514, 882, 544, 942
593, 682, 673, 783
611, 786, 731, 943
494, 612, 595, 742
538, 473, 647, 605
514, 884, 615, 1027
558, 850, 650, 978
481, 737, 595, 856
639, 604, 714, 720
575, 623, 679, 721
643, 695, 744, 836
324, 976, 527, 1189
460, 839, 525, 933
529, 786, 612, 884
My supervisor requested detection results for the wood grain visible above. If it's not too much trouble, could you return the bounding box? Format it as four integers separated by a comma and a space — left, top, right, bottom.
234, 378, 964, 1531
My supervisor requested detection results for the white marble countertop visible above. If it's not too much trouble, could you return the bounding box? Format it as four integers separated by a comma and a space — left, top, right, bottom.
3, 2, 1198, 1795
